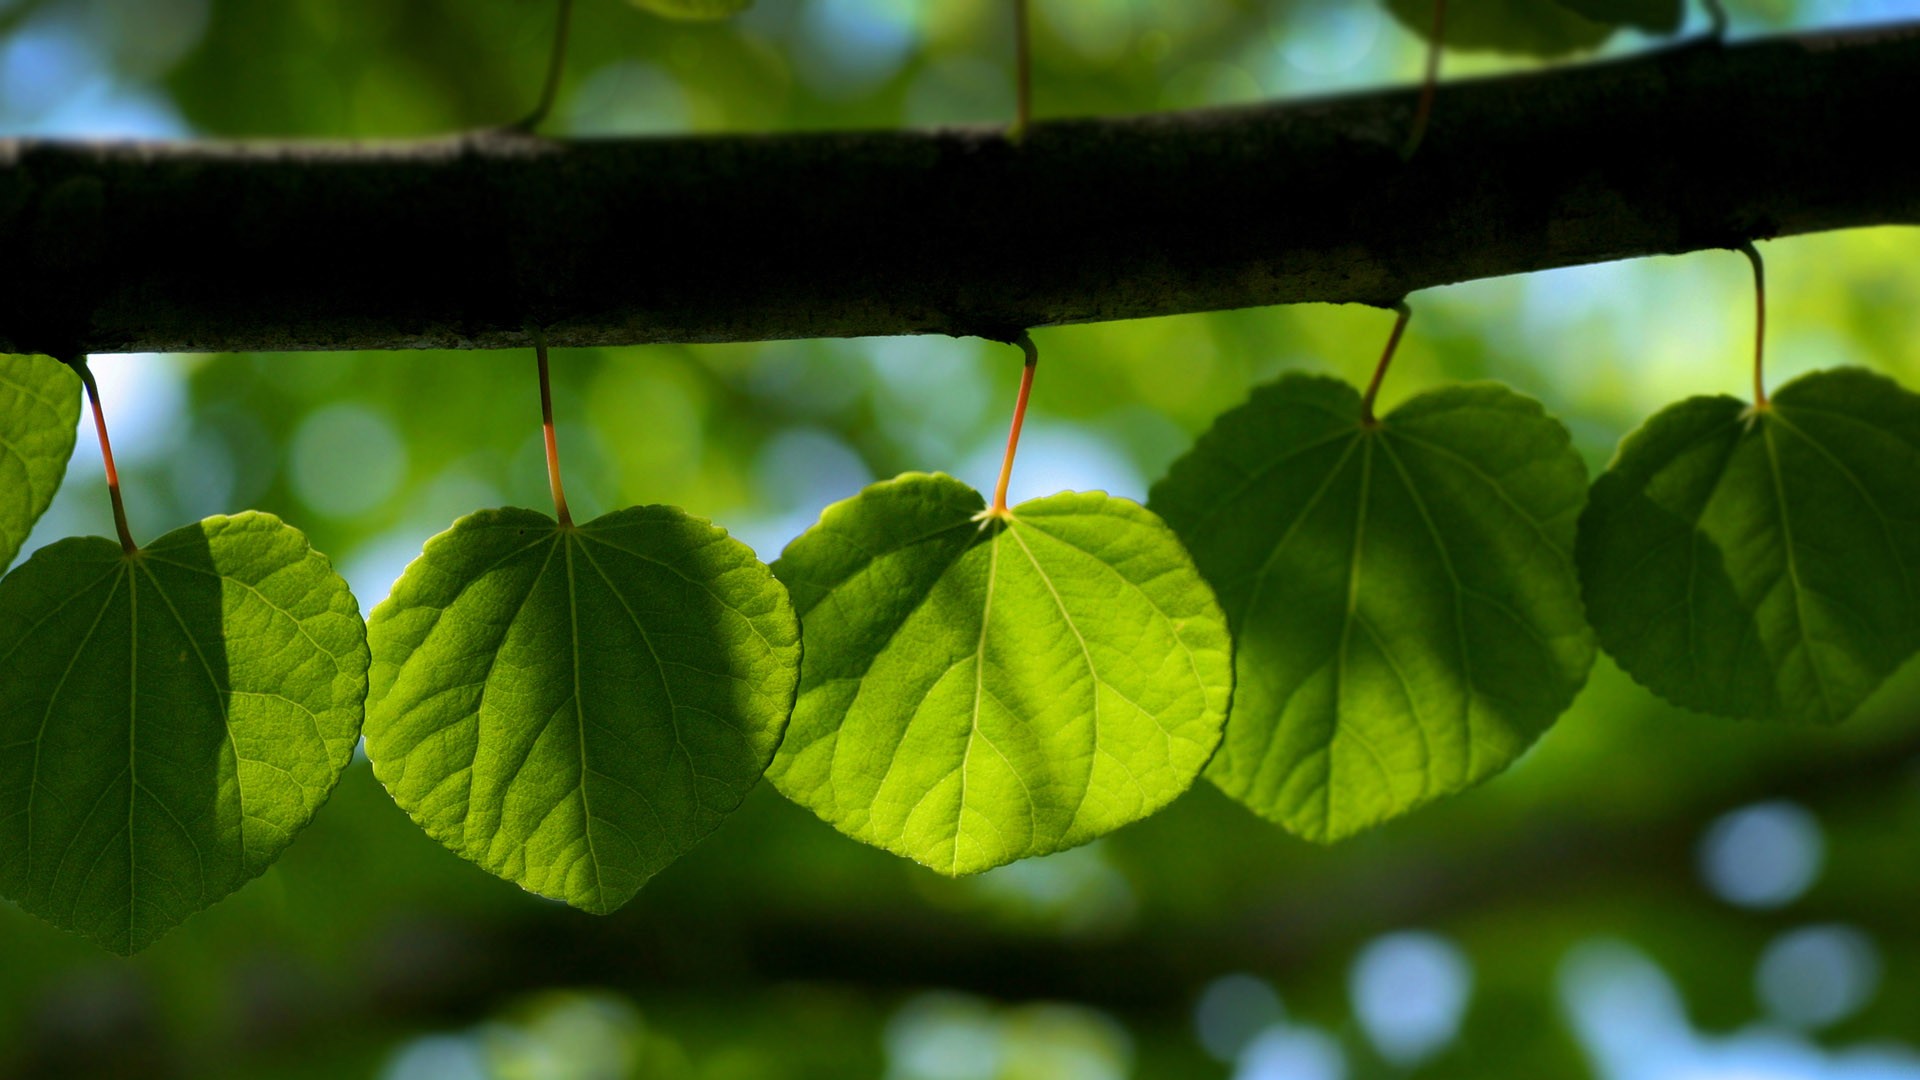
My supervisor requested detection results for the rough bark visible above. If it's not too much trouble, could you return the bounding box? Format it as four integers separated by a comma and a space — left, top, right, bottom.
1, 22, 1916, 356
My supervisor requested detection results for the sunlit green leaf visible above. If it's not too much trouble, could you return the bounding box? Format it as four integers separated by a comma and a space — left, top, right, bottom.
0, 355, 81, 574
767, 473, 1231, 876
1383, 0, 1614, 56
1151, 376, 1593, 843
363, 506, 799, 914
1552, 0, 1684, 33
1578, 369, 1920, 725
627, 0, 754, 20
0, 513, 368, 954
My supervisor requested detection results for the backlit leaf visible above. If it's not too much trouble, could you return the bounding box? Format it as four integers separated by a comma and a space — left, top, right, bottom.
1151, 376, 1594, 843
1577, 369, 1920, 725
627, 0, 753, 20
767, 473, 1231, 876
1383, 0, 1614, 56
0, 354, 81, 574
0, 513, 368, 954
363, 506, 799, 914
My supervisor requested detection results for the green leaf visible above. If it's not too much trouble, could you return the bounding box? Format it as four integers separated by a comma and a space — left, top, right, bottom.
626, 0, 753, 20
1382, 0, 1614, 56
1551, 0, 1684, 33
0, 513, 369, 954
1150, 376, 1594, 843
0, 354, 82, 574
767, 473, 1232, 876
1577, 369, 1920, 725
363, 506, 799, 914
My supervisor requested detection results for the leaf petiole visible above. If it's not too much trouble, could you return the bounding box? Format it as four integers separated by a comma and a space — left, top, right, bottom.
1360, 302, 1414, 428
516, 0, 575, 132
987, 333, 1040, 517
533, 328, 574, 527
1703, 0, 1729, 40
1736, 240, 1767, 409
1402, 0, 1447, 160
68, 357, 136, 554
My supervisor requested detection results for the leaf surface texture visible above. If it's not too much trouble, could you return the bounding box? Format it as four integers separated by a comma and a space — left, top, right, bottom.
1151, 376, 1593, 842
1578, 369, 1920, 724
364, 506, 799, 913
0, 354, 81, 574
0, 513, 368, 953
768, 474, 1231, 876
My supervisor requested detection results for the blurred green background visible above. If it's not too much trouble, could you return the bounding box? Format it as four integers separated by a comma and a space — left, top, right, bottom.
5, 0, 1920, 1076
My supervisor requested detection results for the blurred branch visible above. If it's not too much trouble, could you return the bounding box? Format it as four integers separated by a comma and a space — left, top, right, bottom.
1, 22, 1917, 355
366, 716, 1920, 1014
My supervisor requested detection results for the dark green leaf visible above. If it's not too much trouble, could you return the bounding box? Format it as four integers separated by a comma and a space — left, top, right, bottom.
626, 0, 754, 20
0, 513, 369, 954
1552, 0, 1684, 33
1151, 376, 1593, 843
1578, 369, 1920, 725
768, 473, 1232, 876
1383, 0, 1614, 56
363, 506, 799, 914
0, 354, 82, 574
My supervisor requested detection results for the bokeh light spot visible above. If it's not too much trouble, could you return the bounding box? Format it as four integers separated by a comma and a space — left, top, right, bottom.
289, 403, 407, 519
1698, 800, 1825, 909
1193, 973, 1284, 1064
1349, 930, 1473, 1067
1233, 1023, 1346, 1080
1757, 924, 1881, 1030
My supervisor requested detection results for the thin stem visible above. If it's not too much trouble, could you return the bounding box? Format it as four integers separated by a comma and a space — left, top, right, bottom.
990, 333, 1040, 515
71, 358, 136, 553
1360, 302, 1414, 427
1011, 0, 1032, 141
1402, 0, 1447, 160
534, 328, 574, 526
1738, 241, 1767, 408
1704, 0, 1729, 40
516, 0, 575, 132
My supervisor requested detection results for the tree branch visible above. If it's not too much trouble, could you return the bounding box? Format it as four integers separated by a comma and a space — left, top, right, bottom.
2, 22, 1916, 356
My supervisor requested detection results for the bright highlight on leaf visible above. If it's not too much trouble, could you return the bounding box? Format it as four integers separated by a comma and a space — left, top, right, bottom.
363, 506, 799, 914
767, 473, 1232, 876
0, 513, 368, 954
0, 354, 81, 574
1578, 368, 1920, 725
1151, 376, 1594, 844
627, 0, 753, 19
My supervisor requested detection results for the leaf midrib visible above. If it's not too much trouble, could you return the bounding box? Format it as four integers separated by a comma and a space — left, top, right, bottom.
24, 565, 123, 897
952, 529, 999, 874
560, 536, 607, 909
1769, 409, 1916, 619
135, 559, 227, 899
1761, 420, 1837, 720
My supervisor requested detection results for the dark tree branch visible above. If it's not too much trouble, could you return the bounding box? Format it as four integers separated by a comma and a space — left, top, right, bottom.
2, 22, 1917, 356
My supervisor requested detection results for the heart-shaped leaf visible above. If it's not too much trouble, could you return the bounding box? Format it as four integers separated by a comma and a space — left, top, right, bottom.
1150, 376, 1594, 843
1383, 0, 1614, 56
627, 0, 753, 20
364, 506, 799, 914
0, 513, 368, 954
0, 354, 82, 573
767, 474, 1231, 876
1578, 368, 1920, 725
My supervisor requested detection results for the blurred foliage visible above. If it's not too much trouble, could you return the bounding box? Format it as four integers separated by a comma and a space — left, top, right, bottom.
4, 0, 1920, 1077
